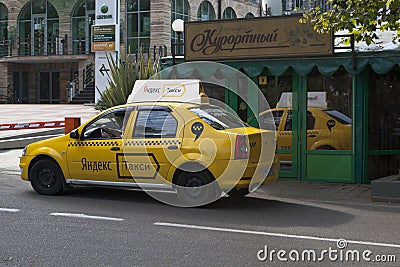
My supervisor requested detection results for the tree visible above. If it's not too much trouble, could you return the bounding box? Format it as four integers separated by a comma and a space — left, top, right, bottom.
96, 48, 160, 110
302, 0, 400, 45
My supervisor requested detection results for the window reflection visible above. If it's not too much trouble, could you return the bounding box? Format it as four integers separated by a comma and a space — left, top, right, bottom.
368, 70, 400, 180
307, 68, 352, 150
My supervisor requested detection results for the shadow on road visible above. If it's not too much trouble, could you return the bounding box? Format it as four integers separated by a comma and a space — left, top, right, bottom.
24, 187, 354, 228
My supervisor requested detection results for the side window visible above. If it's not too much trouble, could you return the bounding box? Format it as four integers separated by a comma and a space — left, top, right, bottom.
133, 109, 177, 138
82, 109, 127, 139
306, 111, 316, 130
284, 110, 292, 131
272, 110, 284, 129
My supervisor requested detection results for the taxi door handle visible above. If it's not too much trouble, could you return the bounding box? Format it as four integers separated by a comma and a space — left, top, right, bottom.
168, 145, 178, 150
110, 147, 120, 151
308, 134, 316, 138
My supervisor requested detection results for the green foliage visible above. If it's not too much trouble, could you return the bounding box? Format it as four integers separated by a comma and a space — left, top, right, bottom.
95, 49, 160, 110
303, 0, 400, 45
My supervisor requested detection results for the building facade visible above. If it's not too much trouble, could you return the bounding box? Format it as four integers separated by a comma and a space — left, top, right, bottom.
0, 0, 260, 104
164, 14, 400, 184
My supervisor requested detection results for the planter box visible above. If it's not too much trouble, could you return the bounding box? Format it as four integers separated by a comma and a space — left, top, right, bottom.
371, 175, 400, 203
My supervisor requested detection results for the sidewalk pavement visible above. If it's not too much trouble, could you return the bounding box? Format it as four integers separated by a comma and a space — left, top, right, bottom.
0, 104, 390, 205
0, 104, 99, 149
253, 180, 373, 204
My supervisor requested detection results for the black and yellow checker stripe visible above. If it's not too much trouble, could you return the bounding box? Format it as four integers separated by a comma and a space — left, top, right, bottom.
68, 141, 120, 147
124, 140, 181, 146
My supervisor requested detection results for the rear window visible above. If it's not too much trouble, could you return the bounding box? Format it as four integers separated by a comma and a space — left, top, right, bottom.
189, 105, 246, 130
323, 109, 352, 125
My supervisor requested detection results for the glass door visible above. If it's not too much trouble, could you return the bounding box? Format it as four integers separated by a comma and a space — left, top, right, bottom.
32, 15, 46, 55
258, 74, 299, 178
304, 68, 354, 182
367, 70, 400, 182
13, 71, 29, 103
39, 72, 59, 103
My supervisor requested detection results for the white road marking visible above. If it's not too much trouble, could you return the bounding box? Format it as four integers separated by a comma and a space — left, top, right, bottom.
0, 208, 20, 213
154, 222, 400, 249
50, 213, 124, 222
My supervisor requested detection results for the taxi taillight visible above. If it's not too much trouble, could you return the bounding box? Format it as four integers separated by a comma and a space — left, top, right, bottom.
235, 135, 249, 159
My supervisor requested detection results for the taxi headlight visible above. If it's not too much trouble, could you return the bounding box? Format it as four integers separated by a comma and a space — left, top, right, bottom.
21, 146, 27, 157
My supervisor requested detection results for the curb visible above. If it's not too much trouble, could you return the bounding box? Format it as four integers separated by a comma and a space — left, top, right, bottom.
0, 134, 62, 150
0, 128, 64, 141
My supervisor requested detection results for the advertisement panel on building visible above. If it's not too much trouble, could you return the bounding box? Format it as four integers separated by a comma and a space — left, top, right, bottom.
184, 16, 333, 61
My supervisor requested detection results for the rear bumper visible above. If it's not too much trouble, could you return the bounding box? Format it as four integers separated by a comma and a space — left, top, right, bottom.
215, 156, 279, 191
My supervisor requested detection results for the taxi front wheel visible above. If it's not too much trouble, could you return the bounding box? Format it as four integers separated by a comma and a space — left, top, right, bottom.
30, 159, 65, 195
176, 171, 221, 207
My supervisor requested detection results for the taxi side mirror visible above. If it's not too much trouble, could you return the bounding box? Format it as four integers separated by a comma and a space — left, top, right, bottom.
70, 130, 80, 139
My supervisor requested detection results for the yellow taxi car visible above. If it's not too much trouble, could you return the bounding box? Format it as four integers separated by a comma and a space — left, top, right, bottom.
259, 107, 351, 161
20, 80, 279, 206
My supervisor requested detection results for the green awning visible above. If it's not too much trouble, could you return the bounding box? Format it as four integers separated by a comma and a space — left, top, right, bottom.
161, 51, 400, 78
225, 51, 400, 77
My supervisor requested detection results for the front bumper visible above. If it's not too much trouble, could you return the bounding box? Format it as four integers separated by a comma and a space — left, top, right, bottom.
19, 155, 33, 181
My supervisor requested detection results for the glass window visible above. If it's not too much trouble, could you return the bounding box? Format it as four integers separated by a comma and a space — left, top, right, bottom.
197, 1, 215, 21
18, 1, 59, 56
72, 0, 95, 54
283, 0, 332, 12
189, 105, 246, 130
47, 2, 58, 18
306, 111, 315, 130
83, 109, 127, 139
171, 0, 189, 48
0, 3, 8, 56
367, 70, 400, 179
284, 110, 292, 131
260, 76, 293, 172
282, 110, 316, 131
222, 7, 236, 19
368, 71, 400, 151
133, 109, 177, 138
272, 110, 283, 129
258, 110, 282, 131
368, 155, 400, 182
307, 68, 352, 150
127, 0, 151, 53
323, 109, 352, 125
32, 0, 46, 14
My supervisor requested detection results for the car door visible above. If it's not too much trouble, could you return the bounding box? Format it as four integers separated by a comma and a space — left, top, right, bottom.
119, 105, 184, 187
277, 109, 292, 151
67, 107, 128, 182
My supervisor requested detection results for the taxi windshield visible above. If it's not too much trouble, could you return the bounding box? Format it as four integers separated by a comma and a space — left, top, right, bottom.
189, 105, 246, 130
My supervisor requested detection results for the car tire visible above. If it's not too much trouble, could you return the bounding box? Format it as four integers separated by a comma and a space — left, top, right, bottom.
30, 159, 65, 195
229, 188, 249, 198
176, 171, 220, 207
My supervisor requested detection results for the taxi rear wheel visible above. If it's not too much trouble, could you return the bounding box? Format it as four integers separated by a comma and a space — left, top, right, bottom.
30, 159, 65, 195
176, 171, 220, 207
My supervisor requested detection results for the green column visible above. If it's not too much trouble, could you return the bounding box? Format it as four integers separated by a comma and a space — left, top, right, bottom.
225, 76, 238, 113
355, 70, 368, 184
247, 76, 259, 127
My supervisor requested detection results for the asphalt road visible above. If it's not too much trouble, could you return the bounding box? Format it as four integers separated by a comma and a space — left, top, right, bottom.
1, 149, 400, 266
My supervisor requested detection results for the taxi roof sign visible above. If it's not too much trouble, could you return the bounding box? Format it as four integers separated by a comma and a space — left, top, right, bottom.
127, 79, 203, 104
276, 92, 327, 108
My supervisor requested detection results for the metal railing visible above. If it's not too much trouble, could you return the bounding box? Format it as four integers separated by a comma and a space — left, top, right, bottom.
67, 62, 95, 102
0, 35, 94, 57
0, 35, 168, 59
